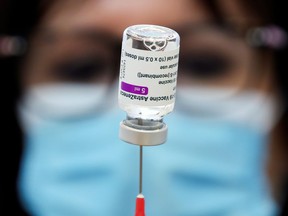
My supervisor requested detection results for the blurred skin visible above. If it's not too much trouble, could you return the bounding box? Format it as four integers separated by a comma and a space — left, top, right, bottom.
22, 0, 275, 92
20, 0, 286, 201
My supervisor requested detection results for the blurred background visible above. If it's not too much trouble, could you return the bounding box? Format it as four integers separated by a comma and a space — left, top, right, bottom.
1, 0, 288, 215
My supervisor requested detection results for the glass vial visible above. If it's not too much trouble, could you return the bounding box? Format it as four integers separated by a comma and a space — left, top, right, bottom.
118, 24, 180, 121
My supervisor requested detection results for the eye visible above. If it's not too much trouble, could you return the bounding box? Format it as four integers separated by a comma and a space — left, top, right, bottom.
53, 56, 108, 81
180, 52, 232, 79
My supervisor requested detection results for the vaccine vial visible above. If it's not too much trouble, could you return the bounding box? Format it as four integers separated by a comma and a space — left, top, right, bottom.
118, 24, 180, 146
118, 24, 180, 121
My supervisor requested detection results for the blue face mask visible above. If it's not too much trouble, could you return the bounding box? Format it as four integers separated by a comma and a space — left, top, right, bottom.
18, 85, 279, 216
144, 112, 277, 216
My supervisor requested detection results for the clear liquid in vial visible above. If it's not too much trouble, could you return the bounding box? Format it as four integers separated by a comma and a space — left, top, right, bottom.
118, 24, 180, 121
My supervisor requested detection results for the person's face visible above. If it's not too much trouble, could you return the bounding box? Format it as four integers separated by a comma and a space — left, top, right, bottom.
21, 0, 275, 95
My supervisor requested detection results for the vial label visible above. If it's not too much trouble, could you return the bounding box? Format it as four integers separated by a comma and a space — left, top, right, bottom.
118, 46, 179, 106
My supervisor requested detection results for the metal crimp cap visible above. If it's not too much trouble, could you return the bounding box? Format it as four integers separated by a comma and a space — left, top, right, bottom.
119, 119, 168, 146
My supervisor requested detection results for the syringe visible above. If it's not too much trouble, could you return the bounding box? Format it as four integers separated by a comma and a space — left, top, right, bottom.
135, 193, 145, 216
118, 24, 180, 215
132, 142, 145, 216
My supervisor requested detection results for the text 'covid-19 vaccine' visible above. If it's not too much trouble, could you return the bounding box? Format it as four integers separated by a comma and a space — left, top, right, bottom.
119, 24, 180, 146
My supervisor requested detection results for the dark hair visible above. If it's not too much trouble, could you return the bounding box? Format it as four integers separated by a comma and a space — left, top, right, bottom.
202, 1, 288, 215
202, 0, 288, 108
1, 1, 44, 215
